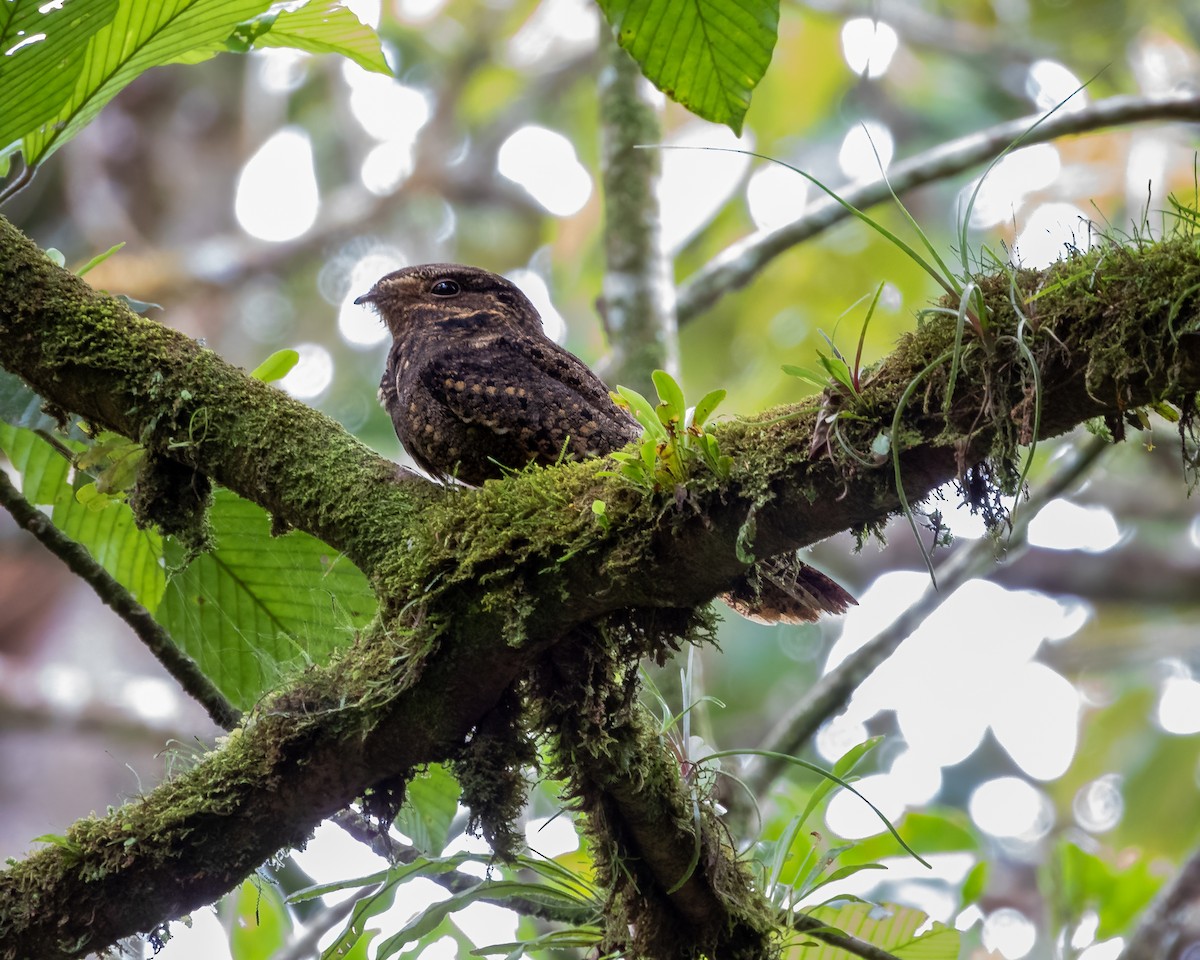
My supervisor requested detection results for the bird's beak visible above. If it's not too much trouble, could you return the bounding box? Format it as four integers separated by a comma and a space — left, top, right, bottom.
354, 290, 375, 306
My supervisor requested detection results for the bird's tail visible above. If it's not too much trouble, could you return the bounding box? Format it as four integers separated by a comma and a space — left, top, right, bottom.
722, 554, 856, 624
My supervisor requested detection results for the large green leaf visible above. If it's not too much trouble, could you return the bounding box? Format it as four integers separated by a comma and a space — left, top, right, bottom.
21, 0, 275, 167
0, 0, 120, 157
396, 764, 462, 855
0, 422, 167, 610
787, 901, 959, 960
53, 488, 167, 612
0, 422, 71, 506
156, 488, 376, 709
596, 0, 778, 134
236, 0, 390, 75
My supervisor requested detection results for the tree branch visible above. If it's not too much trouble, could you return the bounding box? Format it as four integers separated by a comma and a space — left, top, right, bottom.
1, 213, 1200, 958
0, 470, 241, 730
676, 91, 1200, 323
598, 37, 677, 392
745, 435, 1109, 797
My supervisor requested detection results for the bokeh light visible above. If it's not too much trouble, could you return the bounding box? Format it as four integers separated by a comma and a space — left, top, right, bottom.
1027, 500, 1122, 552
277, 343, 334, 399
1073, 775, 1124, 832
838, 120, 894, 182
747, 163, 808, 231
1026, 59, 1087, 111
1157, 675, 1200, 734
505, 268, 567, 342
982, 908, 1038, 959
498, 125, 593, 216
659, 123, 752, 251
1014, 202, 1093, 267
841, 18, 899, 79
234, 128, 319, 242
969, 777, 1054, 840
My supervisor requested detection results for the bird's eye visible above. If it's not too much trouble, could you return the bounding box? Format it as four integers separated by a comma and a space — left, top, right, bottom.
430, 279, 461, 298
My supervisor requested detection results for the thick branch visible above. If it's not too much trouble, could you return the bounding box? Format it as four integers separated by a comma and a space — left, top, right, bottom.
2, 214, 1200, 958
1119, 845, 1200, 960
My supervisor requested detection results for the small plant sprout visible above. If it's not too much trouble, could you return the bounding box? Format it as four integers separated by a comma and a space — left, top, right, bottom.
783, 280, 886, 407
605, 370, 732, 491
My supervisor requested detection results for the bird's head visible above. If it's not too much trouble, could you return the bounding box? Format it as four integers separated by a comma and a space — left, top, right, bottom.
355, 264, 544, 339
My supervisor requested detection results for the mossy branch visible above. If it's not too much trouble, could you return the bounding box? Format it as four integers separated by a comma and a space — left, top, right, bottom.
1, 213, 1200, 959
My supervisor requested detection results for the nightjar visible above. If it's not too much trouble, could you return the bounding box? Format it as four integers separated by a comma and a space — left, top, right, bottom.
358, 263, 854, 622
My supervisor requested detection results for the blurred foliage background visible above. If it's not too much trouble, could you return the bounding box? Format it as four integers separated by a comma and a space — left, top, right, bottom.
2, 0, 1200, 957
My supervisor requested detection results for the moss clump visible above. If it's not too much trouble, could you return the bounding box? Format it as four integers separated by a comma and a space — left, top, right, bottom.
129, 452, 213, 557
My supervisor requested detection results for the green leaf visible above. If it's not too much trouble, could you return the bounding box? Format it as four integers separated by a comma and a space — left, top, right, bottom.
959, 861, 988, 908
1053, 841, 1164, 939
613, 385, 666, 439
781, 364, 830, 389
691, 389, 726, 428
74, 241, 126, 277
21, 0, 276, 168
241, 0, 390, 75
840, 810, 979, 867
0, 0, 120, 157
596, 0, 779, 134
0, 422, 168, 610
54, 487, 166, 611
651, 369, 686, 427
788, 901, 959, 960
223, 879, 292, 960
0, 423, 71, 505
817, 351, 855, 393
376, 878, 593, 957
250, 349, 300, 383
798, 737, 882, 829
396, 764, 462, 855
156, 488, 376, 709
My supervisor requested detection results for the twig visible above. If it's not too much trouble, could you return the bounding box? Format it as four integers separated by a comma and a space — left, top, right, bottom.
0, 470, 241, 730
744, 435, 1109, 795
597, 36, 677, 391
677, 91, 1200, 323
0, 160, 34, 207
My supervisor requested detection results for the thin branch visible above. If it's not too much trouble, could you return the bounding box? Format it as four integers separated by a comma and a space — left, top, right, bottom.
0, 470, 241, 730
0, 160, 34, 208
597, 36, 677, 392
743, 435, 1109, 796
677, 90, 1200, 323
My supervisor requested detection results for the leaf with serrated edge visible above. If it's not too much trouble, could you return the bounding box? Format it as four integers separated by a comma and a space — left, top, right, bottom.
0, 0, 120, 156
22, 0, 276, 168
596, 0, 778, 134
245, 0, 389, 74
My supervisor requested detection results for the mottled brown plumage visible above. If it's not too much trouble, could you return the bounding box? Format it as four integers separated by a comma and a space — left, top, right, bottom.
358, 264, 639, 486
359, 264, 854, 622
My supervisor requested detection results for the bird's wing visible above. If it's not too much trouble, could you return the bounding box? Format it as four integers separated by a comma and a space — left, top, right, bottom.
420, 334, 640, 462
